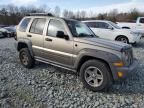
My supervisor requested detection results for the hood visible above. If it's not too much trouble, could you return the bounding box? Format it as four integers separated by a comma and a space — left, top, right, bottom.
74, 37, 131, 51
131, 28, 144, 34
117, 28, 144, 34
116, 28, 131, 32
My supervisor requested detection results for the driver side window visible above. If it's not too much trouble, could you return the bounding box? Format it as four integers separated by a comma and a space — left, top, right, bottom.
47, 19, 67, 38
97, 22, 111, 29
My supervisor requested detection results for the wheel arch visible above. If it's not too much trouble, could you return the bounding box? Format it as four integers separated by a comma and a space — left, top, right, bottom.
115, 35, 129, 43
76, 55, 114, 81
121, 26, 131, 29
17, 39, 34, 57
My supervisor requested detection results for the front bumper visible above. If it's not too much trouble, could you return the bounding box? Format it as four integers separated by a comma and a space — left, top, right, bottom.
111, 59, 138, 80
130, 34, 142, 43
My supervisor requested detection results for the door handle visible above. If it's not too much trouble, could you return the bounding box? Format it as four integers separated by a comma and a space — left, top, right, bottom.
45, 38, 52, 41
27, 35, 32, 37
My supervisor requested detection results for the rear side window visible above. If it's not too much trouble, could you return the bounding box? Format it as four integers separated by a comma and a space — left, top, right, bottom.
140, 18, 144, 23
85, 22, 97, 28
30, 18, 46, 35
19, 18, 31, 32
96, 22, 109, 29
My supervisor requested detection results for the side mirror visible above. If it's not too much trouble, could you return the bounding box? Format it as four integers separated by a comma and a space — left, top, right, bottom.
56, 31, 69, 40
108, 26, 114, 30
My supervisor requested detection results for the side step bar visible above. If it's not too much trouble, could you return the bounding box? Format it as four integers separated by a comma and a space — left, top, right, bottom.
35, 58, 76, 72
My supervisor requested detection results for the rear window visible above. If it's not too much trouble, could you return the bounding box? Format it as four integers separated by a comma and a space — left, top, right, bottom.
19, 18, 31, 32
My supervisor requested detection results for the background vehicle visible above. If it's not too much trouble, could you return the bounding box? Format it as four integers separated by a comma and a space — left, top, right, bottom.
0, 27, 16, 37
117, 17, 144, 36
0, 31, 5, 38
4, 27, 16, 37
83, 20, 142, 44
15, 13, 137, 92
0, 25, 8, 28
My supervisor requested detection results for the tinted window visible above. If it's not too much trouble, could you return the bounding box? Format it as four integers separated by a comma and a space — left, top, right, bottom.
30, 18, 46, 35
19, 18, 31, 32
140, 18, 144, 23
85, 22, 96, 28
96, 22, 109, 29
47, 19, 66, 37
66, 20, 95, 38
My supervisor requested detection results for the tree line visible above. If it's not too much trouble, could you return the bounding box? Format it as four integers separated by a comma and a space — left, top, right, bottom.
0, 4, 144, 25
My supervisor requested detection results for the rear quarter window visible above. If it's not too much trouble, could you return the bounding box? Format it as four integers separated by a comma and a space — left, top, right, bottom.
19, 18, 31, 32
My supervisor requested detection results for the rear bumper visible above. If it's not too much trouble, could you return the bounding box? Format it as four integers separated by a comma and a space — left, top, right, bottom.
111, 59, 138, 80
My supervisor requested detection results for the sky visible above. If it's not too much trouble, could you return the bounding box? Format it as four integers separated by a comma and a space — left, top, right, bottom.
0, 0, 144, 13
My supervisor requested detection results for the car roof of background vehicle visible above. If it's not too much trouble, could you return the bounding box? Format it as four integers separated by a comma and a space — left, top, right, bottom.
82, 20, 110, 23
138, 17, 144, 18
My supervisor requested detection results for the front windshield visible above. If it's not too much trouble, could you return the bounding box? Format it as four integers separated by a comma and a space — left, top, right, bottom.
65, 20, 96, 38
109, 21, 121, 29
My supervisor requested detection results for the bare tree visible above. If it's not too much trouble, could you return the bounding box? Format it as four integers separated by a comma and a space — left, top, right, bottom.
54, 6, 61, 17
128, 8, 140, 21
80, 11, 86, 19
63, 9, 69, 18
0, 8, 8, 16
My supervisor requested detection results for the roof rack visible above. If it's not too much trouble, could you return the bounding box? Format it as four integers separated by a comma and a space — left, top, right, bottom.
26, 13, 54, 17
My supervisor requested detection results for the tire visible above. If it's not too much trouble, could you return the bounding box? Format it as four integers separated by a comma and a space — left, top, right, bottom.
19, 48, 35, 69
116, 36, 129, 44
79, 60, 112, 92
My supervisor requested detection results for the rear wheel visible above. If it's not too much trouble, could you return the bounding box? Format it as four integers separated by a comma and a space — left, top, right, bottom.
19, 48, 35, 69
80, 60, 112, 92
116, 36, 129, 44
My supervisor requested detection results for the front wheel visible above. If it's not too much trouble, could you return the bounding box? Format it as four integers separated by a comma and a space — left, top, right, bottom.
80, 60, 112, 92
116, 36, 129, 44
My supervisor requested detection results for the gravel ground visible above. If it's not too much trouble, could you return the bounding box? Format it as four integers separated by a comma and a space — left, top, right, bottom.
0, 38, 144, 108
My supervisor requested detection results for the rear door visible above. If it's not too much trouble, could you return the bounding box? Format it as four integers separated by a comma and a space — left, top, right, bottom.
43, 19, 73, 67
26, 18, 47, 57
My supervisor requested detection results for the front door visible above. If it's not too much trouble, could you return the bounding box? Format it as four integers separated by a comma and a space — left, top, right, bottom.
43, 19, 73, 67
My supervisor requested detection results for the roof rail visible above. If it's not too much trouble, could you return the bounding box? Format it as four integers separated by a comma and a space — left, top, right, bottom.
26, 13, 54, 17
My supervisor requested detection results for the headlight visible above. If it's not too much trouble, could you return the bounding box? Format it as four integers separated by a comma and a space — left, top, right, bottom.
121, 49, 133, 66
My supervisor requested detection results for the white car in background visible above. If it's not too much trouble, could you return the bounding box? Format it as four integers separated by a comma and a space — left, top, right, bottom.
0, 27, 16, 37
83, 20, 142, 44
117, 17, 144, 36
0, 31, 4, 38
